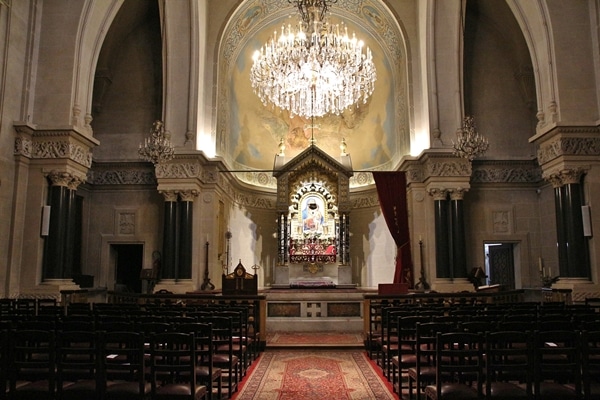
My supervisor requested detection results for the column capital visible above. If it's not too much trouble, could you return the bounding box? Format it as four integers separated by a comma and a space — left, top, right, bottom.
449, 187, 468, 200
543, 167, 586, 187
178, 189, 199, 202
159, 190, 178, 202
46, 170, 86, 189
428, 188, 449, 201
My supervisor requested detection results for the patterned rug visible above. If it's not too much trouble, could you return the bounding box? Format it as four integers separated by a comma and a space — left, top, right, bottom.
266, 331, 364, 347
231, 349, 398, 400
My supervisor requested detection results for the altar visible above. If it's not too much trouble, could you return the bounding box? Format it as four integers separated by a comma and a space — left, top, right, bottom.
271, 144, 354, 288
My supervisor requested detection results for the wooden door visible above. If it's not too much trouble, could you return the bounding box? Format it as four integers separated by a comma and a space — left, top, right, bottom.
488, 244, 515, 289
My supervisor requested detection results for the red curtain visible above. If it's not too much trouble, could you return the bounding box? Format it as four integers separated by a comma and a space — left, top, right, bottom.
372, 171, 413, 287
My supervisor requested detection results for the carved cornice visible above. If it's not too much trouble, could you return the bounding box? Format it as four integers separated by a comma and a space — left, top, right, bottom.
350, 189, 380, 209
471, 160, 542, 184
400, 152, 472, 184
426, 159, 472, 178
13, 122, 98, 168
155, 162, 202, 179
14, 136, 32, 157
536, 126, 600, 165
88, 162, 157, 186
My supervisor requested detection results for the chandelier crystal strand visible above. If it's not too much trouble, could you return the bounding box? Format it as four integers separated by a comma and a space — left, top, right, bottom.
452, 116, 489, 161
250, 0, 376, 118
138, 120, 175, 165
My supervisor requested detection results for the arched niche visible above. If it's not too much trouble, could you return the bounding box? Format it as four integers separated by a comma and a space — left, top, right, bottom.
272, 145, 354, 288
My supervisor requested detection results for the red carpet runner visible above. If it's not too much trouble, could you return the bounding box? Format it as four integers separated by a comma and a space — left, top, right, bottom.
231, 349, 398, 400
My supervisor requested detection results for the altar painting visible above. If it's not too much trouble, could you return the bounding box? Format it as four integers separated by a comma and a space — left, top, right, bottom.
289, 194, 336, 264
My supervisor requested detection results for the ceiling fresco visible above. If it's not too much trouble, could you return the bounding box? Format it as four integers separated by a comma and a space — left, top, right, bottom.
218, 0, 408, 188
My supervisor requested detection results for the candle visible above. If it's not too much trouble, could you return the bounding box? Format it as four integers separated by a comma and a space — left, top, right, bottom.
548, 268, 552, 277
419, 235, 422, 242
538, 257, 543, 272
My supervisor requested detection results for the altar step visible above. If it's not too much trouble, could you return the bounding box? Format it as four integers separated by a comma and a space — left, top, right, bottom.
264, 288, 366, 332
265, 331, 365, 348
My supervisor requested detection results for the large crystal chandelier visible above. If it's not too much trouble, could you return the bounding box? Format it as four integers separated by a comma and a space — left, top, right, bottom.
452, 116, 489, 161
250, 0, 376, 118
138, 120, 175, 165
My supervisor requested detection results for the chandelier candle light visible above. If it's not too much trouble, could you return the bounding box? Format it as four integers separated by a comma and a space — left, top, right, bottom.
138, 120, 175, 165
452, 115, 489, 161
250, 0, 376, 118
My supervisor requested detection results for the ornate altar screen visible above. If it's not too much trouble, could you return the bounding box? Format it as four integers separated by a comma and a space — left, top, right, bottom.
289, 192, 337, 265
272, 145, 353, 288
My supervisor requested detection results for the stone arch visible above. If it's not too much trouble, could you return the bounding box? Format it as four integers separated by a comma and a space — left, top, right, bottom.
505, 0, 557, 129
71, 0, 125, 132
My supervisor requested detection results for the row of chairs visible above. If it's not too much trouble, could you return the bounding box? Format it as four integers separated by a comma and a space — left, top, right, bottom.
1, 327, 214, 400
367, 302, 600, 399
1, 301, 262, 372
397, 326, 600, 400
372, 303, 600, 378
1, 303, 261, 399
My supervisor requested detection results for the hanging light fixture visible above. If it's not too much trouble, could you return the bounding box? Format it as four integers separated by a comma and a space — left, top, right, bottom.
452, 116, 489, 161
138, 120, 175, 165
250, 0, 376, 119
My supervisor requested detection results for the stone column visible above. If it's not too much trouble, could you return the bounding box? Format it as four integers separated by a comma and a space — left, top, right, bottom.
547, 169, 589, 278
43, 171, 70, 280
430, 188, 450, 278
64, 175, 85, 279
177, 190, 198, 280
449, 188, 468, 278
547, 174, 568, 275
42, 171, 86, 281
160, 190, 178, 280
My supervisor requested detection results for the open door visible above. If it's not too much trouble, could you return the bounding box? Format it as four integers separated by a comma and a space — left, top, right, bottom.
487, 243, 515, 290
112, 244, 143, 293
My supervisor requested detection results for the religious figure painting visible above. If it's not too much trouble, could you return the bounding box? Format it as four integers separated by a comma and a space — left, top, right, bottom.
301, 195, 325, 235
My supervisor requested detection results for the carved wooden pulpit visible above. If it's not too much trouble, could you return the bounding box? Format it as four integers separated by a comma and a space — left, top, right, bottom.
222, 260, 258, 295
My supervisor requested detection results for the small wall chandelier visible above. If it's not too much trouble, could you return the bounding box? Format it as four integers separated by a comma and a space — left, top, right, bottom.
250, 0, 376, 118
452, 116, 489, 161
138, 120, 175, 165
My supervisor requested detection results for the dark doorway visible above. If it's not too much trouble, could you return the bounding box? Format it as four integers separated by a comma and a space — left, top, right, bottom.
486, 243, 516, 290
112, 244, 143, 293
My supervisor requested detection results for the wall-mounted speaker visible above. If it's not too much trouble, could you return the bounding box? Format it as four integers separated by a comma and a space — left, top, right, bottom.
582, 205, 592, 237
41, 205, 51, 236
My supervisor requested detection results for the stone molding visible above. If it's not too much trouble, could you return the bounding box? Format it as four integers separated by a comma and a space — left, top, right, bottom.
534, 126, 600, 165
13, 122, 98, 169
538, 136, 600, 165
471, 160, 542, 184
88, 163, 157, 186
401, 152, 472, 184
155, 162, 202, 179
